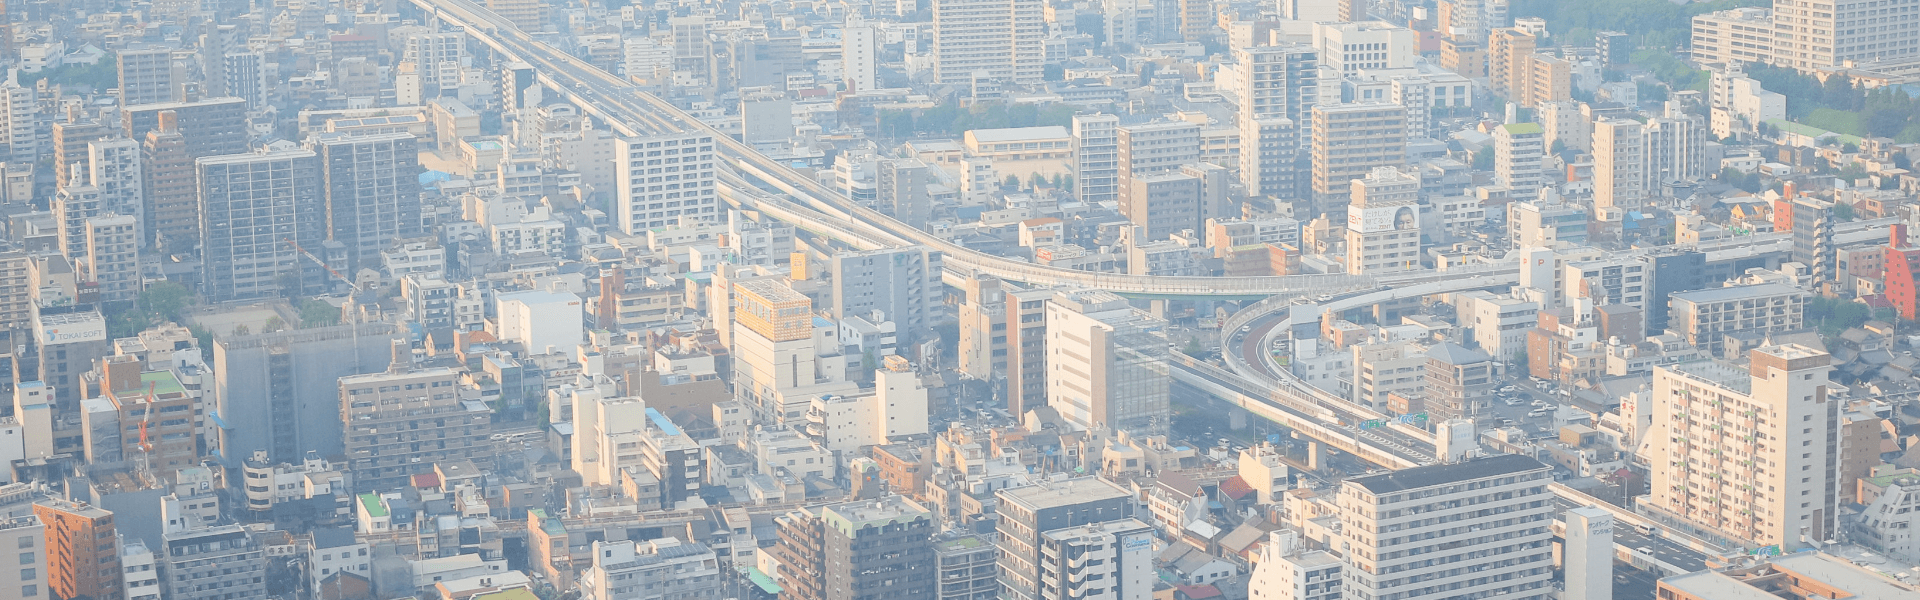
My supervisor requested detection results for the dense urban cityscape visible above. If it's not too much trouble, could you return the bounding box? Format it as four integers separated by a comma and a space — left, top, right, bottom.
0, 0, 1916, 598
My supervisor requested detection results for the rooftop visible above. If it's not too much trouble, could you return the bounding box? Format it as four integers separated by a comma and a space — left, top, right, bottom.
1348, 454, 1548, 495
1670, 282, 1806, 304
999, 477, 1132, 510
822, 496, 931, 536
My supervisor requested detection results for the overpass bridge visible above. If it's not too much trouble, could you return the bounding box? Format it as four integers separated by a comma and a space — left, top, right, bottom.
409, 0, 1521, 298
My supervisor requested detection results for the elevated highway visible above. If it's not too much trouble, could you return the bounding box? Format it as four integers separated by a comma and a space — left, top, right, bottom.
410, 0, 1514, 298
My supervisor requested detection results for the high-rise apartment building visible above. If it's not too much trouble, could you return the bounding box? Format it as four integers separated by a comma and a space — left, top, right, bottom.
52, 183, 103, 263
1118, 121, 1202, 181
1690, 7, 1776, 66
1520, 54, 1572, 107
339, 362, 492, 492
143, 112, 198, 250
581, 538, 720, 600
53, 116, 110, 190
223, 52, 268, 109
1004, 287, 1054, 415
1593, 118, 1645, 210
843, 22, 877, 92
1494, 122, 1545, 200
1774, 0, 1919, 70
123, 98, 249, 159
1343, 167, 1421, 274
1073, 113, 1120, 205
1488, 28, 1536, 98
1044, 289, 1170, 434
197, 149, 324, 301
1647, 344, 1837, 550
83, 216, 139, 303
34, 499, 122, 600
773, 497, 936, 600
1667, 283, 1807, 356
161, 523, 264, 600
86, 139, 145, 230
931, 0, 1044, 85
1790, 197, 1836, 283
1037, 519, 1156, 600
311, 132, 423, 272
876, 158, 932, 227
0, 503, 47, 600
997, 478, 1137, 600
0, 83, 33, 162
1123, 173, 1203, 241
1235, 45, 1318, 199
1645, 111, 1708, 190
830, 246, 943, 341
1310, 102, 1407, 210
615, 133, 717, 234
118, 48, 176, 106
1338, 455, 1555, 600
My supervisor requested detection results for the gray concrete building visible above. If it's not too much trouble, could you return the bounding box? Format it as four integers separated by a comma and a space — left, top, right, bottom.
339, 363, 492, 492
196, 149, 323, 301
310, 132, 424, 272
212, 322, 398, 468
996, 477, 1136, 600
830, 246, 943, 344
1339, 455, 1555, 600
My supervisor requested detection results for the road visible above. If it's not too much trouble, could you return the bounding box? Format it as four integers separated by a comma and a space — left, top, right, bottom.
404, 0, 1528, 298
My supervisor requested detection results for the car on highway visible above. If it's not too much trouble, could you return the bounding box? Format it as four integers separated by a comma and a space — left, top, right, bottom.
1240, 325, 1251, 333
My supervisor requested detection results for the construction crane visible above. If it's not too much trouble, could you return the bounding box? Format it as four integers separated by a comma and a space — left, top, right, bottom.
282, 238, 368, 371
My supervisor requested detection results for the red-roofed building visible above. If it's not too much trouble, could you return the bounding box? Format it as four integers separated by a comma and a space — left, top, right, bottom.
1174, 584, 1222, 600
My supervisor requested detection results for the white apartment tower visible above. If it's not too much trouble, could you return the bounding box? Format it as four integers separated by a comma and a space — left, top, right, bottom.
1646, 344, 1838, 551
843, 22, 878, 92
1773, 0, 1920, 70
84, 215, 140, 303
1493, 122, 1545, 200
0, 83, 36, 161
1343, 166, 1421, 274
87, 139, 146, 238
1645, 110, 1708, 190
932, 0, 1045, 85
1593, 118, 1644, 210
1235, 44, 1318, 199
616, 133, 718, 234
1338, 454, 1555, 600
1074, 113, 1121, 205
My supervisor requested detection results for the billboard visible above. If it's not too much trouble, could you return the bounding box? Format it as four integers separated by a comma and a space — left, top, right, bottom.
1348, 204, 1418, 233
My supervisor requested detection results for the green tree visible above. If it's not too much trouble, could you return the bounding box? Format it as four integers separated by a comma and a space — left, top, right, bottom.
1003, 175, 1021, 190
299, 299, 341, 328
1473, 147, 1495, 170
141, 282, 194, 322
1833, 202, 1856, 221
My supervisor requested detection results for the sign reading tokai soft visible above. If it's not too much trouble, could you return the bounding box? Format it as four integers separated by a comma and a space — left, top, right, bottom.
35, 314, 108, 345
1121, 534, 1152, 551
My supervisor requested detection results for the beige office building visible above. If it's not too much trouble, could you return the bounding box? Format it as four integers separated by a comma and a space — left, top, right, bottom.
1343, 167, 1420, 274
1311, 103, 1406, 210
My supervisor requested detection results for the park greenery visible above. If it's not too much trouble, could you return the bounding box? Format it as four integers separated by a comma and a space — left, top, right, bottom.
1743, 64, 1920, 142
19, 53, 118, 91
